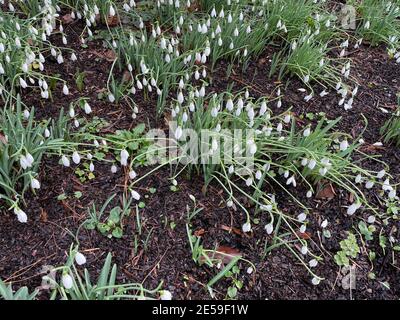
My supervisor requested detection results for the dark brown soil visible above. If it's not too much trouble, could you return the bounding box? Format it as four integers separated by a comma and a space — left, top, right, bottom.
1, 11, 399, 300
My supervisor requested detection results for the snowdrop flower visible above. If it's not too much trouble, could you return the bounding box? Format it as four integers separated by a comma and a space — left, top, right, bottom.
303, 127, 311, 137
108, 94, 115, 103
84, 102, 92, 114
20, 156, 29, 170
265, 223, 274, 235
309, 259, 318, 268
319, 167, 328, 176
160, 290, 172, 300
367, 216, 376, 224
306, 190, 313, 198
377, 169, 386, 179
297, 212, 307, 222
57, 54, 64, 64
62, 84, 69, 95
321, 219, 328, 228
308, 159, 317, 170
320, 90, 329, 97
365, 180, 374, 189
72, 151, 81, 164
129, 170, 137, 180
312, 277, 321, 285
111, 165, 117, 174
131, 190, 141, 201
109, 5, 116, 16
62, 274, 73, 289
175, 126, 183, 140
242, 222, 252, 233
347, 202, 361, 216
177, 91, 184, 104
340, 140, 349, 151
31, 178, 41, 189
299, 225, 307, 233
89, 163, 94, 172
389, 189, 396, 200
226, 99, 234, 111
22, 109, 30, 120
246, 267, 254, 275
44, 129, 50, 138
120, 149, 129, 166
364, 21, 370, 29
245, 177, 253, 187
355, 174, 362, 184
286, 176, 296, 187
304, 94, 313, 102
61, 155, 70, 167
14, 208, 28, 223
75, 252, 86, 265
301, 245, 308, 255
380, 178, 393, 192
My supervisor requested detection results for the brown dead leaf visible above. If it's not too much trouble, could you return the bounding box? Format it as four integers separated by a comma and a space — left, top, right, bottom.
220, 225, 243, 236
213, 246, 242, 264
61, 14, 74, 24
40, 208, 48, 222
0, 133, 7, 145
349, 193, 355, 203
122, 70, 132, 83
107, 15, 120, 27
316, 182, 336, 200
91, 49, 117, 62
359, 144, 385, 153
194, 229, 205, 237
296, 231, 312, 240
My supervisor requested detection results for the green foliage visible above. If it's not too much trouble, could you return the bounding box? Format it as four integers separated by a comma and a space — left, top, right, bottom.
356, 0, 400, 47
334, 233, 360, 267
0, 279, 38, 300
45, 247, 162, 300
0, 96, 67, 210
358, 221, 375, 241
83, 194, 132, 238
381, 103, 400, 146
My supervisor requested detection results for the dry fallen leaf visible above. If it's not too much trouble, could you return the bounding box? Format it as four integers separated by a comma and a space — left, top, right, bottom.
220, 225, 243, 236
296, 231, 312, 240
0, 133, 7, 145
316, 182, 336, 200
194, 229, 205, 237
214, 246, 242, 264
40, 208, 48, 222
122, 70, 132, 83
91, 49, 117, 62
61, 14, 74, 24
107, 15, 120, 27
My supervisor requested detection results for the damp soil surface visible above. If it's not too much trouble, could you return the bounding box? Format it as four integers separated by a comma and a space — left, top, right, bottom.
1, 14, 400, 300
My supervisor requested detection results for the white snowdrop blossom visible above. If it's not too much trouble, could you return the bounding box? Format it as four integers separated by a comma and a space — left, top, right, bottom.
14, 208, 28, 223
265, 223, 274, 235
120, 149, 129, 166
75, 252, 87, 265
131, 190, 141, 201
31, 178, 41, 189
72, 151, 81, 164
242, 222, 252, 233
347, 202, 361, 216
62, 274, 73, 289
160, 290, 172, 300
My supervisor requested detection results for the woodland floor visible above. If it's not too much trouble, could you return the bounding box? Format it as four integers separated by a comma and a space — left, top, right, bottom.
1, 13, 400, 300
